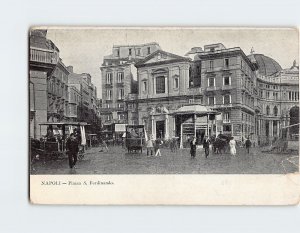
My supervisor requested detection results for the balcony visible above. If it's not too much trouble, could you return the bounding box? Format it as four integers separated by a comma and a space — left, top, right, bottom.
105, 83, 113, 88
186, 87, 204, 95
127, 93, 138, 101
221, 85, 233, 91
29, 47, 58, 73
206, 86, 219, 92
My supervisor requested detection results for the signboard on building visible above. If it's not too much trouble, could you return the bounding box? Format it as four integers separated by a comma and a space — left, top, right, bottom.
115, 123, 127, 132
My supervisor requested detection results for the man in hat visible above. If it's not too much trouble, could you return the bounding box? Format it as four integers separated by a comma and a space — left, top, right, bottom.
66, 133, 80, 169
203, 135, 210, 158
245, 137, 252, 154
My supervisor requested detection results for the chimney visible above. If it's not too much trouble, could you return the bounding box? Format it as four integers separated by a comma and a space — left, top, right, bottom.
67, 66, 73, 73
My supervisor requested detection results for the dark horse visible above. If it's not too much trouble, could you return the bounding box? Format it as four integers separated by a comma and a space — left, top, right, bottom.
212, 134, 230, 154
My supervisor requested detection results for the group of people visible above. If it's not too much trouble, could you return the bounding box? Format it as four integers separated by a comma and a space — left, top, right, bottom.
190, 135, 211, 158
146, 135, 163, 157
190, 135, 252, 158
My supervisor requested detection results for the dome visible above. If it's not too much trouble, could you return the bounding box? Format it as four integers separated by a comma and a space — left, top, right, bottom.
248, 54, 282, 76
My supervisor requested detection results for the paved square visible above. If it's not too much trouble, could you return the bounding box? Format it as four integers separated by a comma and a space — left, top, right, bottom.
31, 146, 299, 175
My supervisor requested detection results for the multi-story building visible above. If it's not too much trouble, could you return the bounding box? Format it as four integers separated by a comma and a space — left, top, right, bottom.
250, 58, 299, 144
29, 29, 60, 138
134, 49, 204, 140
100, 43, 161, 130
195, 43, 259, 142
68, 85, 82, 122
68, 68, 101, 129
131, 43, 298, 146
47, 59, 70, 122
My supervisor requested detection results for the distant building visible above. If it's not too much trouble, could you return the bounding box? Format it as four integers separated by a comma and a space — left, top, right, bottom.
100, 43, 161, 137
47, 59, 70, 122
68, 69, 100, 128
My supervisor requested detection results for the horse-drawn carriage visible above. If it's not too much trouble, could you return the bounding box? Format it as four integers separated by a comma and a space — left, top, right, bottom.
125, 125, 145, 153
211, 134, 231, 154
30, 122, 88, 163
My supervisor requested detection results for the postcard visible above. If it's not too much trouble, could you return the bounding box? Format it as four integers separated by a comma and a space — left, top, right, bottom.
29, 27, 300, 205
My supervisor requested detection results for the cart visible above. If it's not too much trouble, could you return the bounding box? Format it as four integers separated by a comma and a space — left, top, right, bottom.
125, 125, 145, 153
30, 122, 89, 163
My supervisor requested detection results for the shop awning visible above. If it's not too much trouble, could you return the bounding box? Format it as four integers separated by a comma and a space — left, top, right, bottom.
172, 105, 220, 117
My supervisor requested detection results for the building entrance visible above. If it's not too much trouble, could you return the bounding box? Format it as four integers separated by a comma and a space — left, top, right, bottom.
156, 120, 165, 139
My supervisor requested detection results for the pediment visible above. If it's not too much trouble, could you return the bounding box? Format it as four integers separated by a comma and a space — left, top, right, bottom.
135, 50, 190, 67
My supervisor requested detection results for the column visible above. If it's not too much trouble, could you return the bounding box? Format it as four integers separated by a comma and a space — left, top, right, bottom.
180, 123, 183, 149
165, 114, 169, 139
270, 120, 273, 137
277, 120, 280, 137
151, 115, 155, 139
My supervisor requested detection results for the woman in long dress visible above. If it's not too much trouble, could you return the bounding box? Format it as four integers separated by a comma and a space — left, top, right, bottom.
229, 137, 237, 156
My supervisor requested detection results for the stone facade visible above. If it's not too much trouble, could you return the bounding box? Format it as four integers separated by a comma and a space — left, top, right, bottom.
134, 50, 204, 140
29, 30, 101, 139
130, 43, 299, 145
100, 43, 161, 130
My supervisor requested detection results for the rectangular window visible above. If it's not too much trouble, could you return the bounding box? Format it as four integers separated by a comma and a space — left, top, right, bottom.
147, 47, 151, 55
136, 48, 141, 56
224, 58, 229, 68
223, 76, 230, 85
223, 112, 230, 122
208, 96, 215, 106
209, 60, 214, 70
266, 91, 270, 99
106, 73, 112, 84
156, 76, 165, 94
223, 125, 232, 132
118, 89, 124, 99
241, 60, 243, 69
129, 48, 132, 56
106, 90, 112, 100
223, 95, 231, 105
117, 72, 124, 83
208, 77, 215, 87
116, 49, 120, 57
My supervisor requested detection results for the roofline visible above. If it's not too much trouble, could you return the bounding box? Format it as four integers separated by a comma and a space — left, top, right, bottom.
197, 47, 257, 70
135, 49, 191, 67
113, 42, 160, 48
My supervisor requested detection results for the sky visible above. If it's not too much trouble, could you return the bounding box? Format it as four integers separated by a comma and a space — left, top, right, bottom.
46, 27, 299, 98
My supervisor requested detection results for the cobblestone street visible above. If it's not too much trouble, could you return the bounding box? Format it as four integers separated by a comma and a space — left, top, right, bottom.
31, 146, 299, 175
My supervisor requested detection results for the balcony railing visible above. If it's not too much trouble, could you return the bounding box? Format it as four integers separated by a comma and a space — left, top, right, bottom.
30, 47, 58, 64
186, 87, 203, 95
221, 85, 233, 91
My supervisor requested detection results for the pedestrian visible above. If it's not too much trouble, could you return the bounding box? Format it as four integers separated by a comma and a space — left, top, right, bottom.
146, 135, 154, 156
245, 137, 252, 154
66, 133, 80, 169
229, 136, 237, 156
203, 135, 210, 158
154, 138, 163, 157
122, 132, 126, 148
99, 137, 109, 152
190, 136, 197, 158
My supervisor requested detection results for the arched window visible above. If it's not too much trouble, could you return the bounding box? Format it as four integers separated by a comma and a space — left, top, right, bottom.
273, 106, 278, 116
266, 106, 270, 115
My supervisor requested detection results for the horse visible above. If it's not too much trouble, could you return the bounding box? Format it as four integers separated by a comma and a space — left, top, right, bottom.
212, 135, 230, 154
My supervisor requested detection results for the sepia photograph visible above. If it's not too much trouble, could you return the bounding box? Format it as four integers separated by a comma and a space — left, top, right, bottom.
29, 27, 299, 176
